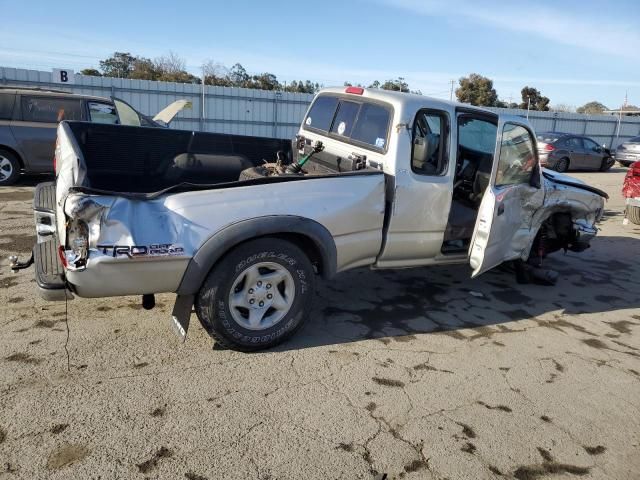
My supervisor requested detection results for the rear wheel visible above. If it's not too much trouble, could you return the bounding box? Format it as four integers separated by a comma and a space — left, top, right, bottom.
555, 157, 569, 173
627, 205, 640, 225
599, 157, 614, 171
195, 238, 315, 351
0, 150, 20, 186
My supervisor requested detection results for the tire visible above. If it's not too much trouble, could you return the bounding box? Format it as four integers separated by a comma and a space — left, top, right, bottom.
0, 149, 20, 186
628, 205, 640, 225
238, 165, 270, 181
195, 238, 315, 351
554, 157, 569, 173
599, 157, 614, 172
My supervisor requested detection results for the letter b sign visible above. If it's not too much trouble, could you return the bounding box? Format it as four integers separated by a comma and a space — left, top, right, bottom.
52, 68, 75, 85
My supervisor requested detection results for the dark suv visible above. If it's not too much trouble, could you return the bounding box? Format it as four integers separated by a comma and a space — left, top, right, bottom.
0, 87, 169, 185
536, 132, 614, 172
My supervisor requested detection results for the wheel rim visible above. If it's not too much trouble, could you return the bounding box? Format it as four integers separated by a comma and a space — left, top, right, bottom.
557, 159, 567, 171
0, 156, 13, 182
228, 262, 296, 331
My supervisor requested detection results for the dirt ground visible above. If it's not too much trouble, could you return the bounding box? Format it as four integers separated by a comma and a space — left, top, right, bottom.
0, 168, 639, 480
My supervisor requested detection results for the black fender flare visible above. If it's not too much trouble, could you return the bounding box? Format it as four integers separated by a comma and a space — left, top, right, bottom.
176, 215, 337, 295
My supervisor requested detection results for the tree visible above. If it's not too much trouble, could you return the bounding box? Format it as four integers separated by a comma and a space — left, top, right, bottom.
80, 68, 101, 76
519, 86, 550, 111
550, 104, 575, 113
368, 80, 381, 89
455, 74, 498, 106
129, 57, 159, 80
381, 77, 409, 92
248, 73, 280, 91
99, 52, 137, 78
229, 63, 250, 87
576, 101, 608, 114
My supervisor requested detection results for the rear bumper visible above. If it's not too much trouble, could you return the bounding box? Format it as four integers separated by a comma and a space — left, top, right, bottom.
34, 236, 72, 301
32, 181, 71, 301
615, 152, 640, 166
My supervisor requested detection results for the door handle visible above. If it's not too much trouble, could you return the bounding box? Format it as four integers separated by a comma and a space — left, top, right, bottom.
497, 203, 505, 216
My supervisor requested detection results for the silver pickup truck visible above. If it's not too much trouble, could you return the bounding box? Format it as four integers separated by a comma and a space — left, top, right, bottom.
12, 87, 608, 351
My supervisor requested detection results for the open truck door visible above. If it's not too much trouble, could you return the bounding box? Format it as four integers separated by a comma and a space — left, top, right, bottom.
469, 118, 544, 277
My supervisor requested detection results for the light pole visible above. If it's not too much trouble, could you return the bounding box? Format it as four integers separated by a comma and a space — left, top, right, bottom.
526, 95, 531, 119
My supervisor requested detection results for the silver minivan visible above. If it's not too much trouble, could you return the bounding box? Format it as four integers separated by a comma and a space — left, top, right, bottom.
0, 87, 184, 185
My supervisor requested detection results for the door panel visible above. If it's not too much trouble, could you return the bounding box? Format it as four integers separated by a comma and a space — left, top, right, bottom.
582, 138, 603, 170
376, 109, 453, 266
9, 121, 57, 171
11, 96, 82, 172
469, 120, 544, 277
565, 137, 585, 169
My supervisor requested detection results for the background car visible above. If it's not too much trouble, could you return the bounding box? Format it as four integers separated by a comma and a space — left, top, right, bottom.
0, 87, 187, 185
536, 131, 614, 172
614, 136, 640, 167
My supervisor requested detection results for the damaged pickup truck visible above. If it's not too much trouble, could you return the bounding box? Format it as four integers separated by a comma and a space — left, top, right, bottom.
12, 87, 608, 351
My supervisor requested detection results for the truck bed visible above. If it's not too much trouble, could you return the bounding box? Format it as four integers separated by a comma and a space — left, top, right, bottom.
66, 122, 295, 193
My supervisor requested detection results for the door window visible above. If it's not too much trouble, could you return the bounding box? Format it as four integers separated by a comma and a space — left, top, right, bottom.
21, 96, 82, 123
88, 102, 118, 124
495, 123, 536, 187
412, 110, 448, 175
0, 93, 16, 120
583, 138, 600, 152
566, 137, 582, 149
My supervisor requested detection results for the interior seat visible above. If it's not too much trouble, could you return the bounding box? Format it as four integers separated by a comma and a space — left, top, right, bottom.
413, 133, 440, 174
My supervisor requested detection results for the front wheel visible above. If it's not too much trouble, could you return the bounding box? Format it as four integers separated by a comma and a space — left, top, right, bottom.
195, 238, 315, 351
599, 157, 614, 171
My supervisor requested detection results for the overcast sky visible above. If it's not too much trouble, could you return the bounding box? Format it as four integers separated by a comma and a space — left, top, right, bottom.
1, 0, 637, 108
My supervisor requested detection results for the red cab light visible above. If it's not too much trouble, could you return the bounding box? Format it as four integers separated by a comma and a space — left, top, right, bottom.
345, 86, 364, 95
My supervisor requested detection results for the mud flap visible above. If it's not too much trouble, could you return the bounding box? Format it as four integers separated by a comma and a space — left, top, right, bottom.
171, 294, 194, 341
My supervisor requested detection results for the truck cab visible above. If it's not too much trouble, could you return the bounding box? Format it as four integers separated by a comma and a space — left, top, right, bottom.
296, 87, 547, 277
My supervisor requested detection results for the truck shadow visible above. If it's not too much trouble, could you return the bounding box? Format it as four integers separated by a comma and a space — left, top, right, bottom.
275, 233, 640, 351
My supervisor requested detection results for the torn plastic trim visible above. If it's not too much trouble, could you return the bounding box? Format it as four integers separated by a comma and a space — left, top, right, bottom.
542, 170, 609, 199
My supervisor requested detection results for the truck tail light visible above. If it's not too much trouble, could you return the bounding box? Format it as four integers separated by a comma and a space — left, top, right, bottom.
345, 86, 364, 95
544, 143, 555, 152
64, 220, 89, 270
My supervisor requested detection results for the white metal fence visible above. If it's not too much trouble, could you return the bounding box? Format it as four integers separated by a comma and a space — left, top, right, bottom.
2, 67, 639, 148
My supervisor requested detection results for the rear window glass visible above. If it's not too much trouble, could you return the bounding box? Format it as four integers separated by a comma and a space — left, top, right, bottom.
0, 93, 16, 120
351, 103, 391, 148
21, 96, 82, 123
304, 96, 338, 132
330, 101, 359, 137
304, 95, 391, 150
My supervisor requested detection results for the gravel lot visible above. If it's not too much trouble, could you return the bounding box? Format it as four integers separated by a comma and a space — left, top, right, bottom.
1, 168, 639, 480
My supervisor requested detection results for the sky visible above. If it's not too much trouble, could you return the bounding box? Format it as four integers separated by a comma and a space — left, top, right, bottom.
1, 0, 638, 109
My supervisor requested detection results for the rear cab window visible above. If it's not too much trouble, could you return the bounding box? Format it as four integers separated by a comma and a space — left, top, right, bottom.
303, 94, 392, 152
21, 96, 83, 123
